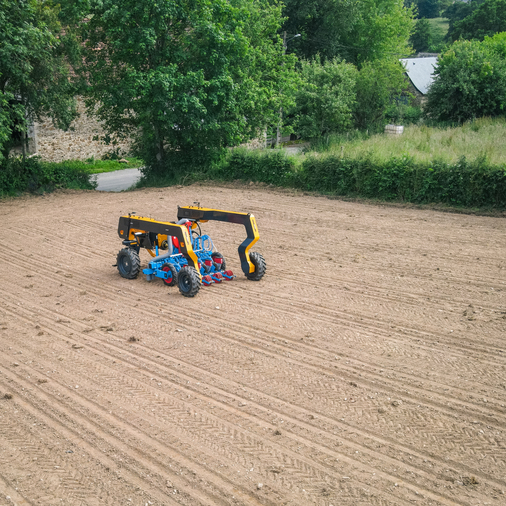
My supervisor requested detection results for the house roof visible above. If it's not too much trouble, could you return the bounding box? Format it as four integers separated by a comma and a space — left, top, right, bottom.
400, 57, 438, 95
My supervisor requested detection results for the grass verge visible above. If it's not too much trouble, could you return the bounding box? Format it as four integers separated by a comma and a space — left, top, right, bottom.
319, 117, 506, 166
202, 119, 506, 209
81, 157, 143, 173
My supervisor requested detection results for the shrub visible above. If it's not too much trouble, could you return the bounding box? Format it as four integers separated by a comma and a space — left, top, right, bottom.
410, 18, 432, 53
216, 149, 297, 186
297, 154, 506, 207
290, 57, 357, 141
425, 36, 506, 122
0, 156, 96, 196
354, 58, 409, 129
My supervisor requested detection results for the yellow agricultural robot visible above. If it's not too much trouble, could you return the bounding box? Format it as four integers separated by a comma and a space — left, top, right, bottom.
116, 204, 266, 297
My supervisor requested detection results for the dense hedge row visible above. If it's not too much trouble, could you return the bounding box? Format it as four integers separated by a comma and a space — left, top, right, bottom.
219, 149, 296, 186
0, 157, 96, 196
217, 150, 506, 208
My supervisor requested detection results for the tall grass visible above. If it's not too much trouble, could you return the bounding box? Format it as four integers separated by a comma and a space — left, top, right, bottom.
206, 118, 506, 209
318, 117, 506, 165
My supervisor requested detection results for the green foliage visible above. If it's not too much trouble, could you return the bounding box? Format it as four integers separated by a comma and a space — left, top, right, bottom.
0, 157, 96, 197
290, 57, 357, 141
75, 0, 297, 179
83, 157, 144, 174
161, 117, 506, 208
0, 0, 78, 162
282, 0, 415, 66
414, 0, 440, 19
411, 18, 433, 52
216, 149, 297, 185
296, 154, 506, 207
386, 104, 422, 124
410, 16, 448, 53
340, 0, 415, 65
200, 140, 506, 208
450, 0, 506, 41
281, 0, 359, 61
426, 17, 449, 52
424, 36, 506, 122
353, 58, 409, 129
443, 0, 476, 39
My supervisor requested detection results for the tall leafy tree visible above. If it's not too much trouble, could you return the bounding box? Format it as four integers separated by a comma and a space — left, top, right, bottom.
76, 0, 297, 176
424, 35, 506, 122
415, 0, 440, 19
344, 0, 414, 65
0, 0, 77, 162
410, 18, 432, 52
443, 0, 478, 40
449, 0, 506, 41
282, 0, 414, 66
353, 58, 408, 128
290, 56, 357, 140
281, 0, 359, 61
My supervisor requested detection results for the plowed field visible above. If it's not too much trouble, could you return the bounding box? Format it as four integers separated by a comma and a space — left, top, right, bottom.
1, 185, 505, 506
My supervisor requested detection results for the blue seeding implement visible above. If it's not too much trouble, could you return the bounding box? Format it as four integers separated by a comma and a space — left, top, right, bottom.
115, 204, 266, 297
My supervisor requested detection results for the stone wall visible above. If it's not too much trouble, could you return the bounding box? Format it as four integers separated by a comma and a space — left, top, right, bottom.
35, 97, 132, 162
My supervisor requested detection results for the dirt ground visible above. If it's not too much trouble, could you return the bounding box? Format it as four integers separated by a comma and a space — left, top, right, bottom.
1, 184, 505, 506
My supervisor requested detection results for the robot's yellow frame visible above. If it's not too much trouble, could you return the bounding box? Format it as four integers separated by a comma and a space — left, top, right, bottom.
117, 205, 260, 275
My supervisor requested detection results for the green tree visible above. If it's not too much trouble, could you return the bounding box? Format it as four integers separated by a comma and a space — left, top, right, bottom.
415, 0, 440, 18
281, 0, 359, 61
443, 0, 478, 39
424, 35, 506, 122
450, 0, 506, 41
77, 0, 297, 176
0, 0, 77, 162
282, 0, 414, 66
340, 0, 415, 66
410, 18, 433, 52
353, 58, 409, 128
290, 57, 357, 140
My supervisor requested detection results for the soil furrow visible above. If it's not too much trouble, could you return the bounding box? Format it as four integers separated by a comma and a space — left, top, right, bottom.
1, 186, 504, 506
2, 296, 504, 504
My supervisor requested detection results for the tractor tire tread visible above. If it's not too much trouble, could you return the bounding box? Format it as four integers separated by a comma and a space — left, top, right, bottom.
246, 251, 266, 281
117, 248, 141, 279
161, 262, 177, 287
178, 266, 201, 297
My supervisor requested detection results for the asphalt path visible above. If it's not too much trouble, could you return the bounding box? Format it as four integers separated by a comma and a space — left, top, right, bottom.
94, 168, 142, 192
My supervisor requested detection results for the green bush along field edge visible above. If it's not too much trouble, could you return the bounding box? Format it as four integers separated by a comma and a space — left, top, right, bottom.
208, 149, 506, 209
0, 157, 97, 196
0, 156, 143, 197
2, 145, 505, 210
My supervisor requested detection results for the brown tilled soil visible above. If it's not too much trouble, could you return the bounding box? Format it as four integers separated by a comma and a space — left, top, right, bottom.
1, 185, 505, 506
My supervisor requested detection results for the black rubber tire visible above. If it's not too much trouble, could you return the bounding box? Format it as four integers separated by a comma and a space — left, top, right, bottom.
246, 252, 266, 281
117, 248, 140, 279
161, 263, 177, 286
211, 252, 226, 271
178, 266, 201, 297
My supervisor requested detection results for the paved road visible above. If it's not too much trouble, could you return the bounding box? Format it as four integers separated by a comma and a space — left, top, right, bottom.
94, 168, 142, 192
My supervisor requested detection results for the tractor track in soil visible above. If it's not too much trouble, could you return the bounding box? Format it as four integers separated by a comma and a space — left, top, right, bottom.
0, 185, 505, 506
